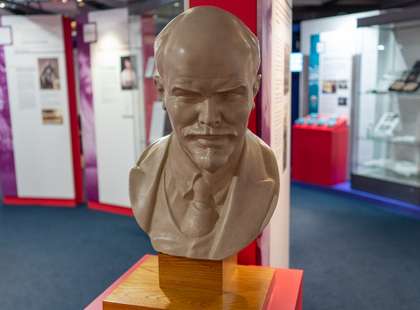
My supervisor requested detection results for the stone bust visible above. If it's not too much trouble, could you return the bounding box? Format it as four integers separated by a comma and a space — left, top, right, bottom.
129, 6, 279, 260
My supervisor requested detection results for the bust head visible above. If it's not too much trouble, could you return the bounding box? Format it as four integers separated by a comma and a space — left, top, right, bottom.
130, 7, 279, 260
154, 6, 261, 173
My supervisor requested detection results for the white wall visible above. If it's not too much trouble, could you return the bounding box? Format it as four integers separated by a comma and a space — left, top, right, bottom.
299, 11, 379, 117
301, 11, 379, 55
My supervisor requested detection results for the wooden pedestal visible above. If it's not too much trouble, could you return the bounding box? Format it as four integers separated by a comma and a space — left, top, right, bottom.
158, 253, 237, 292
102, 255, 275, 310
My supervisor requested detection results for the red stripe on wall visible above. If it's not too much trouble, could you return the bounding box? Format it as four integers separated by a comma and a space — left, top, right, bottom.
189, 0, 259, 265
88, 202, 134, 217
189, 0, 258, 134
3, 196, 77, 207
62, 17, 84, 203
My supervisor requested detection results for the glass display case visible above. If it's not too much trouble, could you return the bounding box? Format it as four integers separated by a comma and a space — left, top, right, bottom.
351, 9, 420, 205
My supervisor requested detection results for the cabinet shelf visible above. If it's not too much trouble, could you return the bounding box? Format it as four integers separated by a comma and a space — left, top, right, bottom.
358, 135, 420, 147
354, 165, 420, 188
360, 91, 420, 99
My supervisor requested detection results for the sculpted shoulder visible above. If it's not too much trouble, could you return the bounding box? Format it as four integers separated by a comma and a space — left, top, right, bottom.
129, 134, 172, 233
134, 134, 171, 168
245, 130, 279, 182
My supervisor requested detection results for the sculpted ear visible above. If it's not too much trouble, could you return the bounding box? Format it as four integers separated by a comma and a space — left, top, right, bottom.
253, 74, 262, 98
154, 75, 165, 99
153, 75, 166, 110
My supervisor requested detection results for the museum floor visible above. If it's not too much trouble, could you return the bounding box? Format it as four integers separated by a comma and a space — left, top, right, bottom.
0, 185, 419, 310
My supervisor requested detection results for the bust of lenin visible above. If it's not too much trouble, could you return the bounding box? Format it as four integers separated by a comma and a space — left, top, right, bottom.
129, 6, 279, 260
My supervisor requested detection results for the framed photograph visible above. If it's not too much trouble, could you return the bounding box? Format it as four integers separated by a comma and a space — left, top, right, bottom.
322, 80, 336, 94
42, 108, 63, 125
38, 58, 60, 90
338, 97, 347, 106
337, 80, 348, 90
120, 55, 137, 90
83, 23, 97, 43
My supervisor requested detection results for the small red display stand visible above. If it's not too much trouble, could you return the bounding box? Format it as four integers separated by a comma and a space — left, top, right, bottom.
292, 118, 348, 186
85, 255, 303, 310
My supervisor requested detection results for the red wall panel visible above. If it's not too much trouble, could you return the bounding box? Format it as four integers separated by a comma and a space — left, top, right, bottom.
189, 0, 258, 134
189, 0, 259, 265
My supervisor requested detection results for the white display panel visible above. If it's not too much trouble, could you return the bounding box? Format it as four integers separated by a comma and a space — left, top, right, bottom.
149, 101, 166, 143
299, 11, 379, 117
259, 0, 292, 268
318, 30, 354, 120
89, 8, 146, 207
2, 15, 75, 199
290, 53, 303, 72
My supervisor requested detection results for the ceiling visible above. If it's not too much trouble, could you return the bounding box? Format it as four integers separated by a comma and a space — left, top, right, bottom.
0, 0, 182, 17
0, 0, 419, 21
293, 0, 420, 21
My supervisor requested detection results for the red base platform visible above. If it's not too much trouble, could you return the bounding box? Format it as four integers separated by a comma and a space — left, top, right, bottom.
292, 121, 348, 186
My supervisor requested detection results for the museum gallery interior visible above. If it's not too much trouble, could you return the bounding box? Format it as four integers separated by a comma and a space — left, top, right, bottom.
0, 0, 419, 309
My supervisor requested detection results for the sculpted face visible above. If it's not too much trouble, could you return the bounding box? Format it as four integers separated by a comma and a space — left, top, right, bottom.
155, 9, 260, 172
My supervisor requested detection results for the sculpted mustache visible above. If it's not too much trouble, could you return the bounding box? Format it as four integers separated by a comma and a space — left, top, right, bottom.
182, 127, 238, 137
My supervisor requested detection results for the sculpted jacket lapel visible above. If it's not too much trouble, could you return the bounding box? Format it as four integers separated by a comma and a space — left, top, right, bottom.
210, 132, 277, 259
129, 135, 171, 232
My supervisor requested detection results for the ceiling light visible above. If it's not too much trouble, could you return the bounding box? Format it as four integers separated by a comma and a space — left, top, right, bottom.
62, 0, 68, 3
77, 0, 83, 2
173, 2, 180, 7
0, 2, 6, 8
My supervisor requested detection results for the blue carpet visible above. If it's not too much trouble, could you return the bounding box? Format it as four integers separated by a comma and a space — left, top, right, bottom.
290, 184, 420, 310
0, 205, 155, 310
1, 186, 420, 309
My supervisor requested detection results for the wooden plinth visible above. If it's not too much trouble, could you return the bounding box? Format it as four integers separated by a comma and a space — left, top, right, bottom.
103, 255, 275, 310
158, 253, 237, 292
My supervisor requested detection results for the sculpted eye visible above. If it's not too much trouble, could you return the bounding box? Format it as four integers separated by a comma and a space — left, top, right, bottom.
172, 87, 201, 98
217, 86, 248, 100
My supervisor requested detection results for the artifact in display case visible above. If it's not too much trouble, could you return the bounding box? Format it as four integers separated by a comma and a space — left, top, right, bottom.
372, 112, 400, 138
352, 10, 420, 205
388, 61, 420, 93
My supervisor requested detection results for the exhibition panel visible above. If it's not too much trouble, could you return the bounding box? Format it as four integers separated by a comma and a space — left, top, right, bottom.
0, 15, 82, 205
300, 11, 378, 118
258, 0, 292, 268
78, 8, 146, 210
317, 31, 354, 121
352, 9, 420, 205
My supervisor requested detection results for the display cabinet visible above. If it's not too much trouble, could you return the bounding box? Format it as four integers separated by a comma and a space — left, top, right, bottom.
352, 9, 420, 205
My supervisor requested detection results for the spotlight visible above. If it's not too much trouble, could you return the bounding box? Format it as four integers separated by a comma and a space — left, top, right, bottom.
77, 0, 83, 2
0, 2, 6, 9
62, 0, 68, 3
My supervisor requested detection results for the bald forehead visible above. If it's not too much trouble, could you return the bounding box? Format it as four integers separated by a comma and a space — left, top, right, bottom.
155, 6, 260, 77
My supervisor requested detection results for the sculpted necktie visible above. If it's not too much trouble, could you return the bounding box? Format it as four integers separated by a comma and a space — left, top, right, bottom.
180, 175, 219, 238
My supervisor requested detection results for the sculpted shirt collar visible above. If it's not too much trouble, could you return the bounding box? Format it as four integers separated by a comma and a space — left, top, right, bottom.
167, 135, 242, 204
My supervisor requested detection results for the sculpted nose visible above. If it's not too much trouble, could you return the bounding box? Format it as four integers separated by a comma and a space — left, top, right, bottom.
198, 98, 221, 127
